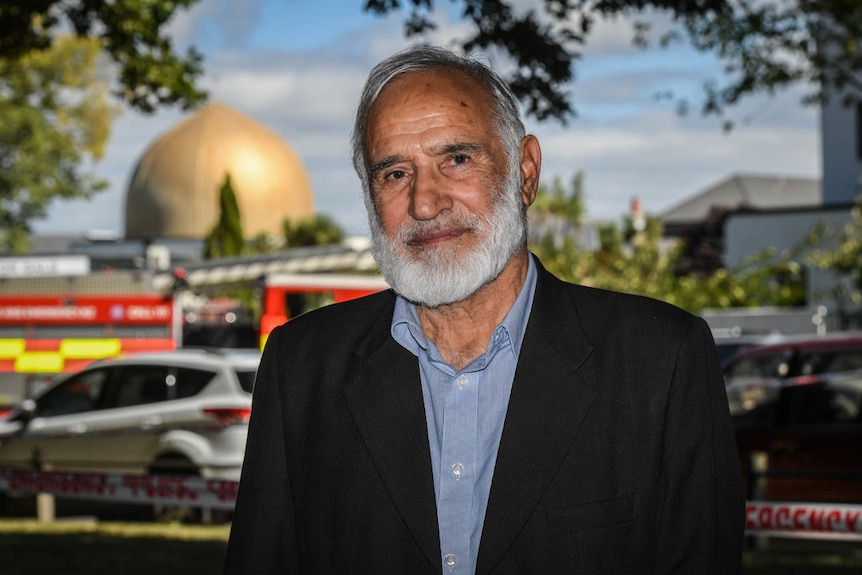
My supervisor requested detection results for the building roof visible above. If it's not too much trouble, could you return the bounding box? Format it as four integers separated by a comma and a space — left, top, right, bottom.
150, 243, 378, 293
125, 102, 315, 240
659, 173, 821, 232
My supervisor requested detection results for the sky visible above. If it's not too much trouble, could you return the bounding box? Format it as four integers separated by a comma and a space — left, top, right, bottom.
33, 0, 822, 239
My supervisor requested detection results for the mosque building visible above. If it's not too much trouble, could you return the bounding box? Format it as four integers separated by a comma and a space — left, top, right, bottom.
24, 101, 321, 271
125, 102, 315, 242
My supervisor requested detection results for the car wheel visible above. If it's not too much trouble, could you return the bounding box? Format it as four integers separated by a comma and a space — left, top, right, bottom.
146, 454, 231, 524
147, 454, 202, 524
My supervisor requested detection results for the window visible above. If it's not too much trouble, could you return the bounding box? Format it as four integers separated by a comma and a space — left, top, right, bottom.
113, 365, 171, 407
173, 367, 216, 399
724, 351, 790, 386
235, 369, 257, 394
822, 350, 862, 373
784, 377, 862, 426
38, 368, 110, 417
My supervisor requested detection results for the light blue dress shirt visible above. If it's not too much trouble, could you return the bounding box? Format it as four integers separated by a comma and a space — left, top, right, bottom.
391, 256, 537, 575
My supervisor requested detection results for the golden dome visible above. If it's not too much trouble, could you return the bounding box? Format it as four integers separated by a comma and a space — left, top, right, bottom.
124, 102, 315, 239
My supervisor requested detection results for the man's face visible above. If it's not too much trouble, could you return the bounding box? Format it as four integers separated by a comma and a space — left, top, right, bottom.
363, 70, 527, 307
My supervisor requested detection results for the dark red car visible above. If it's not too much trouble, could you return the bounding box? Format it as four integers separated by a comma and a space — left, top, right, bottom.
725, 333, 862, 504
723, 333, 862, 389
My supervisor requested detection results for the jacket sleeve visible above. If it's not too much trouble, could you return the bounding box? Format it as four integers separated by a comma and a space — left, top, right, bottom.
224, 328, 300, 574
654, 316, 745, 573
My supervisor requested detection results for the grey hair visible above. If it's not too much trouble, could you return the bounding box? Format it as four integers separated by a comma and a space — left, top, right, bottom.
350, 45, 526, 202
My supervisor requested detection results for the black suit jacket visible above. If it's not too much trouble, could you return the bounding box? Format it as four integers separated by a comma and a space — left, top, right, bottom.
224, 260, 745, 574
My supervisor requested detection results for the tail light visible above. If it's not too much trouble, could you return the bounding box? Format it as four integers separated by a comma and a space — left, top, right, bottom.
791, 375, 821, 386
202, 407, 251, 427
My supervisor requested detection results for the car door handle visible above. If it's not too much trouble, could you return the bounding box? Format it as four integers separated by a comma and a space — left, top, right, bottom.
141, 416, 163, 430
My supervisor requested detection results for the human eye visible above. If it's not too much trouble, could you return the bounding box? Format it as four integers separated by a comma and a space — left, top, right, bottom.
441, 143, 480, 171
369, 156, 410, 187
385, 169, 408, 181
451, 153, 470, 166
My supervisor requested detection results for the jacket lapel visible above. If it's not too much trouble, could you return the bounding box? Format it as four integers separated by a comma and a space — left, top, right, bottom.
343, 323, 442, 572
477, 264, 597, 575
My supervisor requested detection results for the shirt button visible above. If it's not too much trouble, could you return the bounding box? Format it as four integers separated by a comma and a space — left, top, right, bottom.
456, 375, 469, 389
444, 553, 457, 568
452, 463, 464, 479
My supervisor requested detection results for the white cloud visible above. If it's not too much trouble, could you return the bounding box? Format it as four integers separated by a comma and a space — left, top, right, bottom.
533, 103, 820, 223
31, 0, 822, 243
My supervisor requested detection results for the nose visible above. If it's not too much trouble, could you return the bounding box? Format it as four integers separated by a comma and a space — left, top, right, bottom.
408, 166, 453, 221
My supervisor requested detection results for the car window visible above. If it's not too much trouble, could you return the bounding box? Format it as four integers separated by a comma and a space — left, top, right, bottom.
38, 368, 110, 417
715, 343, 747, 365
783, 377, 862, 426
822, 350, 862, 373
724, 352, 790, 386
235, 369, 256, 394
113, 365, 171, 407
173, 367, 216, 399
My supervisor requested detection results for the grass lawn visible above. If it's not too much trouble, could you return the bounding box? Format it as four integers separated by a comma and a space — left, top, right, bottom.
0, 520, 231, 575
0, 519, 861, 574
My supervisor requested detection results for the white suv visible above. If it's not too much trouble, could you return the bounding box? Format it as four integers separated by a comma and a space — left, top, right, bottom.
0, 348, 259, 481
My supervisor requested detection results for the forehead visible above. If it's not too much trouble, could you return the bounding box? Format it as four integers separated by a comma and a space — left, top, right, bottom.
365, 69, 496, 141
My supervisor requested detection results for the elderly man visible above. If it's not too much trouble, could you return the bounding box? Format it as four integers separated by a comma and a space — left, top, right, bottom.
224, 46, 744, 574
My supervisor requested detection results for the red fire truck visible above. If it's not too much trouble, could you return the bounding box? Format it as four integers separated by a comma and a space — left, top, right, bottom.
0, 271, 389, 410
258, 273, 389, 349
0, 294, 178, 408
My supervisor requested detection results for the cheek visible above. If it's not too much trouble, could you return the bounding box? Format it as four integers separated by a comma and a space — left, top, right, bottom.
466, 178, 504, 219
374, 200, 409, 237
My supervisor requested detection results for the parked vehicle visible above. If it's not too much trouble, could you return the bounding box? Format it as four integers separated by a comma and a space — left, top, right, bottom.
0, 348, 259, 481
722, 332, 862, 388
711, 329, 786, 367
730, 368, 862, 504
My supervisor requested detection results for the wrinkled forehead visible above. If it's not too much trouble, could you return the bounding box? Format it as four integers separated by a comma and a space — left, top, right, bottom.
365, 68, 498, 141
375, 67, 491, 105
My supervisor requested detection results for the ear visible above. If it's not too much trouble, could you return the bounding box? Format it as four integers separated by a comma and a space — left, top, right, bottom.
518, 135, 541, 208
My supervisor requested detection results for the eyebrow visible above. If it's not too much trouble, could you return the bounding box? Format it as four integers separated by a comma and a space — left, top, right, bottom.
367, 142, 485, 179
368, 155, 403, 179
438, 142, 482, 156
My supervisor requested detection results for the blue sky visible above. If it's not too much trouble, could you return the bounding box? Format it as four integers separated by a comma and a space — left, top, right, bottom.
34, 0, 821, 238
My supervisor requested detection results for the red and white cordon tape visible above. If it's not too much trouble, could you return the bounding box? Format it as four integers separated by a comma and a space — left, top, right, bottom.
0, 467, 238, 510
746, 500, 862, 540
3, 467, 862, 540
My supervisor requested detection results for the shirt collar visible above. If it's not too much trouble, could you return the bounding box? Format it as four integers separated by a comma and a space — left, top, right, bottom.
391, 255, 537, 363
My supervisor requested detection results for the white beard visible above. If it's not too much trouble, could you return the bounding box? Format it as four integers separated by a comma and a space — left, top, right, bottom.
369, 172, 527, 308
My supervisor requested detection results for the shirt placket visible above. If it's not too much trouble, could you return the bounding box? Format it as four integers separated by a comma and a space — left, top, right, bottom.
438, 370, 480, 574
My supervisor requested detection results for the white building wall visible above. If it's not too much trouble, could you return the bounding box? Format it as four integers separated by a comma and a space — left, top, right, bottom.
821, 95, 862, 205
725, 208, 855, 320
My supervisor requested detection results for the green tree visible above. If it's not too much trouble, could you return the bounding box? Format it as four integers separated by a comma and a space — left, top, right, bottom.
528, 172, 806, 313
283, 214, 345, 248
0, 35, 116, 253
806, 201, 862, 323
0, 0, 206, 113
248, 232, 283, 254
247, 215, 347, 254
528, 173, 589, 276
531, 173, 585, 230
365, 0, 862, 126
204, 173, 245, 259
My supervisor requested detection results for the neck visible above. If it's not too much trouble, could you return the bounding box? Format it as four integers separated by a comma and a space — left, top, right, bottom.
416, 249, 529, 371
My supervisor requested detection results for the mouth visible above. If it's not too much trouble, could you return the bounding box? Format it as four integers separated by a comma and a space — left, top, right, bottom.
406, 227, 468, 247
